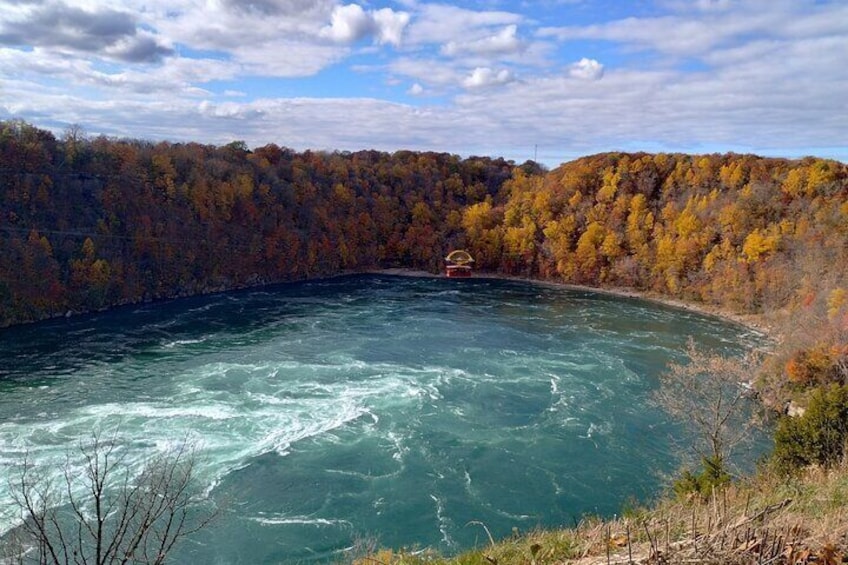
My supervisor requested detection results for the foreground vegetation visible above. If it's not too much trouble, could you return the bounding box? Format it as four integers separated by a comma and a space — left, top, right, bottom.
353, 461, 848, 564
2, 120, 847, 562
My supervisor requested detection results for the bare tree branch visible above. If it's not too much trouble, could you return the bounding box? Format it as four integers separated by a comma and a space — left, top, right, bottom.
3, 434, 217, 564
655, 338, 763, 472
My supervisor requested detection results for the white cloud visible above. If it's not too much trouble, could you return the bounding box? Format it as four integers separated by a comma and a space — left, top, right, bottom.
388, 57, 461, 87
320, 3, 409, 46
462, 67, 515, 89
404, 4, 523, 46
320, 4, 374, 43
373, 8, 411, 46
145, 0, 337, 46
539, 16, 726, 57
538, 1, 848, 60
568, 58, 603, 80
198, 100, 264, 120
6, 46, 846, 166
133, 0, 344, 77
386, 5, 543, 92
442, 24, 525, 57
1, 0, 846, 166
0, 45, 237, 98
695, 0, 732, 11
235, 41, 348, 78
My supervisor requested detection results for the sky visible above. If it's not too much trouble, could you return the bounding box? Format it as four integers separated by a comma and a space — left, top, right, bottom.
1, 0, 846, 167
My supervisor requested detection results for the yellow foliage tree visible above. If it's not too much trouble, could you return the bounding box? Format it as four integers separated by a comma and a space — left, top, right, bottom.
503, 216, 538, 262
462, 200, 503, 269
600, 231, 623, 262
702, 237, 735, 273
674, 198, 701, 239
596, 169, 619, 203
652, 231, 681, 293
625, 193, 653, 250
719, 161, 746, 190
70, 238, 112, 307
574, 222, 606, 280
742, 228, 780, 263
805, 159, 838, 197
542, 216, 577, 278
781, 167, 807, 198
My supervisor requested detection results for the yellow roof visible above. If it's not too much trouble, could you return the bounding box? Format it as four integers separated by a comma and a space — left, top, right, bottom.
445, 250, 474, 265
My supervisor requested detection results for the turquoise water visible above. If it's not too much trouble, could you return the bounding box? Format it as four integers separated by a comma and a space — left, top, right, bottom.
0, 275, 763, 563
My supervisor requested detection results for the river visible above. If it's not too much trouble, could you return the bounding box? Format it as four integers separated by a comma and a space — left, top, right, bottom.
0, 275, 764, 563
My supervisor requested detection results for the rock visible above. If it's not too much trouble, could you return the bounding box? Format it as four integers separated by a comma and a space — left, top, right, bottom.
786, 400, 806, 418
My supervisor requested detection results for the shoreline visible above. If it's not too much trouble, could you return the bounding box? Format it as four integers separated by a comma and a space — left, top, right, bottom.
3, 267, 772, 339
369, 268, 774, 338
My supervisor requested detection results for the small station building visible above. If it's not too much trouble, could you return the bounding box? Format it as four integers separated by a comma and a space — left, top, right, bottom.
445, 250, 474, 278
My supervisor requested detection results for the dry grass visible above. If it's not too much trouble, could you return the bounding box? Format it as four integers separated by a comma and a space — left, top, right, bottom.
352, 463, 848, 565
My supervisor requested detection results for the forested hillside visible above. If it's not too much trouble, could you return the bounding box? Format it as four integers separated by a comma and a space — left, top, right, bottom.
0, 120, 515, 326
467, 151, 848, 314
2, 120, 847, 402
462, 151, 848, 402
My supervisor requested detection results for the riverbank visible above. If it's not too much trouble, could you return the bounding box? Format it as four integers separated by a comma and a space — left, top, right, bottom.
370, 268, 774, 338
355, 459, 848, 565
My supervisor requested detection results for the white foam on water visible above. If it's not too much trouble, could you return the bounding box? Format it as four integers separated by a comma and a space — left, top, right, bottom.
386, 430, 409, 463
546, 471, 564, 495
580, 421, 612, 440
492, 508, 534, 521
430, 493, 455, 548
248, 514, 353, 528
81, 402, 239, 421
162, 337, 208, 349
0, 356, 437, 536
325, 466, 401, 480
363, 409, 379, 425
448, 406, 466, 420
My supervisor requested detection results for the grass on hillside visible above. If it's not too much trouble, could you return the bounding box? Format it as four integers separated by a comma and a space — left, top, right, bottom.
352, 462, 848, 565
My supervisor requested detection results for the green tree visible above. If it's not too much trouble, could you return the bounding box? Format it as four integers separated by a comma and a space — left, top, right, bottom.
772, 384, 848, 474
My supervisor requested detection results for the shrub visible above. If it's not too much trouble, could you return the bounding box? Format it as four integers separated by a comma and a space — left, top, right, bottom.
785, 345, 846, 387
772, 384, 848, 474
673, 455, 731, 500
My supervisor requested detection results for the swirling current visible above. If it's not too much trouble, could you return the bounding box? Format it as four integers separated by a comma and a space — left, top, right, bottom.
0, 275, 766, 563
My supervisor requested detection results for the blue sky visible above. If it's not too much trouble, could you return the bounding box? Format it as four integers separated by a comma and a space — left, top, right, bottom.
1, 0, 846, 167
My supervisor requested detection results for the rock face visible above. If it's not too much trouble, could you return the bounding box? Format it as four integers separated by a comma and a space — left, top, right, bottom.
786, 400, 806, 418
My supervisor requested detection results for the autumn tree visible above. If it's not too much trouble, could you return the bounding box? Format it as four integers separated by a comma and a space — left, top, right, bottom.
462, 200, 504, 270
